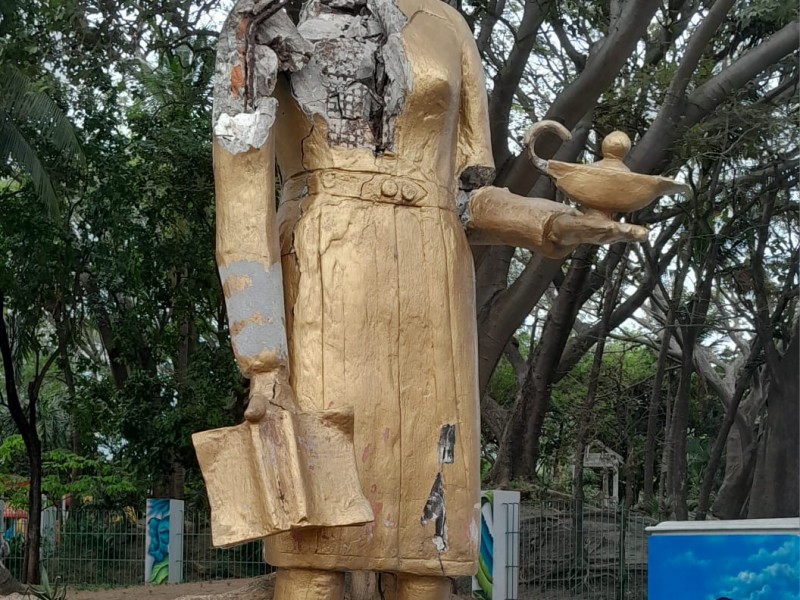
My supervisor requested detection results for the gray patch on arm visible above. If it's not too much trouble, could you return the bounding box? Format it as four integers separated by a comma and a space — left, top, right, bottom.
219, 260, 288, 360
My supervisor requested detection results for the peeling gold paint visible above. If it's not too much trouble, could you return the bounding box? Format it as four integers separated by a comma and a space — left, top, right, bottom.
222, 274, 253, 297
230, 312, 265, 337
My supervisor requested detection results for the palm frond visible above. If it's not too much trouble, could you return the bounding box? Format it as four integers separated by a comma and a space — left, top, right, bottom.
0, 112, 58, 216
0, 64, 85, 169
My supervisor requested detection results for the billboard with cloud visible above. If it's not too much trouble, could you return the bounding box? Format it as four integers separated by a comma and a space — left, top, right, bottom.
648, 519, 798, 600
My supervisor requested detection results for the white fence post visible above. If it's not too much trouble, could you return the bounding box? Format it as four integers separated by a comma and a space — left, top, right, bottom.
472, 490, 520, 600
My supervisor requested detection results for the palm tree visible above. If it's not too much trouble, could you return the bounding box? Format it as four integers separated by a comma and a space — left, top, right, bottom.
0, 63, 84, 215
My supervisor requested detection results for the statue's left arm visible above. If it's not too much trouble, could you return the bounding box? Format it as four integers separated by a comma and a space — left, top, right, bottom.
450, 12, 646, 259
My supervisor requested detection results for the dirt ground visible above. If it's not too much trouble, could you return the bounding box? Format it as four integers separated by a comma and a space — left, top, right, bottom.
67, 578, 259, 600
62, 578, 472, 600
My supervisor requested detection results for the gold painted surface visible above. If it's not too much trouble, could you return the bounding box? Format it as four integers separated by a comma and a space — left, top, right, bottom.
198, 135, 373, 545
192, 406, 373, 547
262, 0, 485, 574
395, 574, 451, 600
273, 568, 345, 600
526, 121, 691, 216
467, 186, 648, 256
198, 0, 665, 581
213, 138, 279, 267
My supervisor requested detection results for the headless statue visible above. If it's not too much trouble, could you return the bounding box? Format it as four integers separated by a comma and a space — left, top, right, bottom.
195, 0, 647, 597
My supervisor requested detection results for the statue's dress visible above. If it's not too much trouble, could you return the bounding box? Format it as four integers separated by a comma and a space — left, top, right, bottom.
266, 0, 493, 576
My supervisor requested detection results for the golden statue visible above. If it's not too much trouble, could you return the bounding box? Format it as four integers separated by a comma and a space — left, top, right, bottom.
192, 0, 686, 597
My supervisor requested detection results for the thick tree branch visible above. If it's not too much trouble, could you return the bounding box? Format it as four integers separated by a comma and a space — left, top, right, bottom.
550, 17, 587, 71
475, 0, 508, 55
487, 0, 551, 165
628, 0, 737, 172
498, 0, 660, 194
750, 192, 781, 376
481, 394, 510, 442
685, 22, 799, 127
633, 20, 800, 175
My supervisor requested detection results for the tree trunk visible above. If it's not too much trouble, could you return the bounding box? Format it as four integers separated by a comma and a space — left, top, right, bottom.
642, 325, 671, 508
711, 374, 765, 518
23, 438, 42, 584
643, 304, 678, 508
695, 342, 761, 520
0, 294, 45, 584
747, 331, 799, 518
490, 246, 595, 484
624, 442, 636, 510
711, 421, 758, 518
668, 333, 697, 520
658, 370, 675, 518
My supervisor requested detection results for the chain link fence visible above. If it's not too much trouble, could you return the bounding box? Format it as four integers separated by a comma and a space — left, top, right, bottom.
4, 500, 653, 597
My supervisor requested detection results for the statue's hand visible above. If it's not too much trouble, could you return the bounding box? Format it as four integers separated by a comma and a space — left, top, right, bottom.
549, 212, 647, 247
245, 368, 297, 422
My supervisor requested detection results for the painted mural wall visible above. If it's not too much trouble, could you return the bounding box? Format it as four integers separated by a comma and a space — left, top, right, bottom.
648, 522, 799, 600
472, 490, 520, 600
145, 498, 184, 584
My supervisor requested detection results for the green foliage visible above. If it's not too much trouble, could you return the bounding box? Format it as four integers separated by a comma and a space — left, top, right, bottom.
0, 63, 84, 215
0, 435, 139, 509
28, 568, 68, 600
0, 0, 796, 534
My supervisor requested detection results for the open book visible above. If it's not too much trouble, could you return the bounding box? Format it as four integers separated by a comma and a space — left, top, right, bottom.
192, 407, 374, 547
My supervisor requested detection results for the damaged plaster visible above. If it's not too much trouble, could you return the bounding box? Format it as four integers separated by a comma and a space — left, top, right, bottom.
291, 0, 411, 151
420, 472, 447, 552
213, 1, 313, 154
219, 260, 288, 361
213, 0, 411, 154
420, 423, 457, 553
438, 424, 455, 464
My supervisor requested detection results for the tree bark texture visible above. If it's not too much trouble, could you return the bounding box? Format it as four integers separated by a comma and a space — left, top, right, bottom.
490, 246, 595, 483
747, 327, 799, 518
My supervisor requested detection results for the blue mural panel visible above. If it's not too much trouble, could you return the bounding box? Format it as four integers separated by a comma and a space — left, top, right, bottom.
649, 532, 799, 600
145, 499, 171, 584
145, 498, 184, 584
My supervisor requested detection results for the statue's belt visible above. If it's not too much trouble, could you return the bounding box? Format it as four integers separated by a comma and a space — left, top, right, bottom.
280, 170, 455, 211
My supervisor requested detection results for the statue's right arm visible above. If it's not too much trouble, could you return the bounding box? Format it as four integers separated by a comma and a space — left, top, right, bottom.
212, 2, 312, 408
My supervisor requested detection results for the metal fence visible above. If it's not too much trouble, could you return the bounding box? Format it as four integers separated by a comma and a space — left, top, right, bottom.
4, 500, 653, 597
516, 499, 655, 600
3, 509, 271, 586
